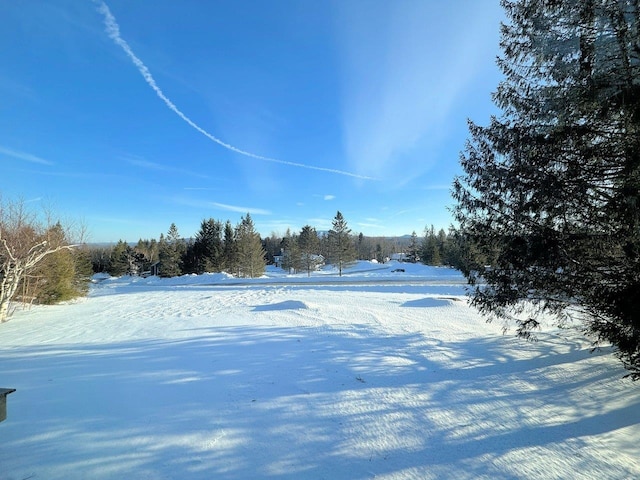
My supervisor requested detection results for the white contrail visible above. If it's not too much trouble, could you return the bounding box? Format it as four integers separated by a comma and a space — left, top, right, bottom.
0, 145, 53, 166
94, 1, 375, 181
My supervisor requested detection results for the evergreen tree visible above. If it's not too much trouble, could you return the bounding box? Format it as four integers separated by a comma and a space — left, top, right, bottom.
328, 211, 356, 276
26, 223, 90, 304
90, 246, 111, 273
192, 218, 222, 273
281, 228, 301, 274
318, 232, 330, 260
158, 224, 184, 277
421, 225, 441, 265
299, 225, 320, 276
262, 233, 282, 265
436, 228, 448, 265
107, 240, 131, 276
375, 243, 384, 263
453, 0, 640, 374
234, 214, 266, 278
408, 231, 420, 263
133, 238, 158, 273
181, 239, 198, 275
222, 220, 237, 273
73, 245, 93, 293
356, 232, 367, 260
30, 247, 77, 304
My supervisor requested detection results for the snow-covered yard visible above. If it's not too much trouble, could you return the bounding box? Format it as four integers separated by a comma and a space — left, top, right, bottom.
0, 262, 638, 479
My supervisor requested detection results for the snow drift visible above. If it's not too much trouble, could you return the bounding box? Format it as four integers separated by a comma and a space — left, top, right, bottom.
0, 262, 638, 479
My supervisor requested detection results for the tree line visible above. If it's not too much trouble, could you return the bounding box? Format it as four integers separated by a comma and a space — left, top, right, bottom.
1, 197, 470, 324
94, 213, 266, 279
90, 210, 473, 281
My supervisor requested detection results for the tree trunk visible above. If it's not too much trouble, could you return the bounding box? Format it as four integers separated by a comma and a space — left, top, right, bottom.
0, 301, 9, 323
0, 265, 22, 323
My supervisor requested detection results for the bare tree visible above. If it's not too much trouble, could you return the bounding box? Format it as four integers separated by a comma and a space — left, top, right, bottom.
0, 198, 79, 322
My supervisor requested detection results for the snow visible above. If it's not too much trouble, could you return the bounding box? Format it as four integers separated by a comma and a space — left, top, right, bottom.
1, 261, 639, 479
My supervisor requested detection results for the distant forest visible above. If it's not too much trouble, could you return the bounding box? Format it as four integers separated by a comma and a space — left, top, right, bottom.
88, 211, 474, 279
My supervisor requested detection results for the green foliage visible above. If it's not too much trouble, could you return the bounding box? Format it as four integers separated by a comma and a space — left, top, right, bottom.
90, 246, 111, 273
375, 243, 384, 263
407, 231, 419, 263
25, 225, 90, 305
31, 248, 77, 304
72, 246, 93, 295
262, 233, 281, 266
420, 225, 441, 265
234, 213, 266, 278
298, 225, 321, 276
281, 229, 301, 274
222, 220, 237, 273
328, 211, 356, 276
453, 0, 640, 375
158, 224, 185, 278
190, 218, 223, 274
133, 238, 158, 274
107, 240, 131, 276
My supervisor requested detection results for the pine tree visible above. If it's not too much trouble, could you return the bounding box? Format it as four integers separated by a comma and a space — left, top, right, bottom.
90, 246, 111, 273
181, 239, 198, 275
234, 214, 266, 278
375, 243, 384, 263
158, 224, 184, 277
299, 225, 320, 276
281, 228, 301, 274
222, 220, 237, 273
433, 228, 448, 265
328, 211, 356, 276
192, 218, 223, 273
408, 231, 419, 263
133, 238, 158, 274
107, 240, 131, 276
262, 233, 281, 265
453, 0, 640, 374
421, 225, 440, 265
26, 223, 89, 304
356, 232, 368, 260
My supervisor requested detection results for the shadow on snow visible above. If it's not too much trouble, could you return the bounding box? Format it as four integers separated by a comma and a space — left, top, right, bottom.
0, 322, 635, 479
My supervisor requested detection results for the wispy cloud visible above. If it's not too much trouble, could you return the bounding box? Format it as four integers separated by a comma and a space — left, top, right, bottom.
122, 155, 210, 179
211, 202, 271, 215
173, 197, 271, 216
95, 1, 376, 181
357, 222, 382, 230
124, 157, 164, 170
0, 145, 54, 166
338, 2, 501, 180
324, 194, 335, 201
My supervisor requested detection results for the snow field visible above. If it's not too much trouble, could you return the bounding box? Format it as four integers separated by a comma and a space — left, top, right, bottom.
0, 264, 639, 479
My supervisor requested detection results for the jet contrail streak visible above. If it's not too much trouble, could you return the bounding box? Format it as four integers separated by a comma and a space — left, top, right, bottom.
95, 1, 376, 181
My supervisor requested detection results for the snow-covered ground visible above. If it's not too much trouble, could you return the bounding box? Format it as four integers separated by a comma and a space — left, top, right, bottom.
0, 261, 638, 479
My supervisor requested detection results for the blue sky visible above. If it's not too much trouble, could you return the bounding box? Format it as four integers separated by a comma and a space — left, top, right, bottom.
1, 1, 503, 242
